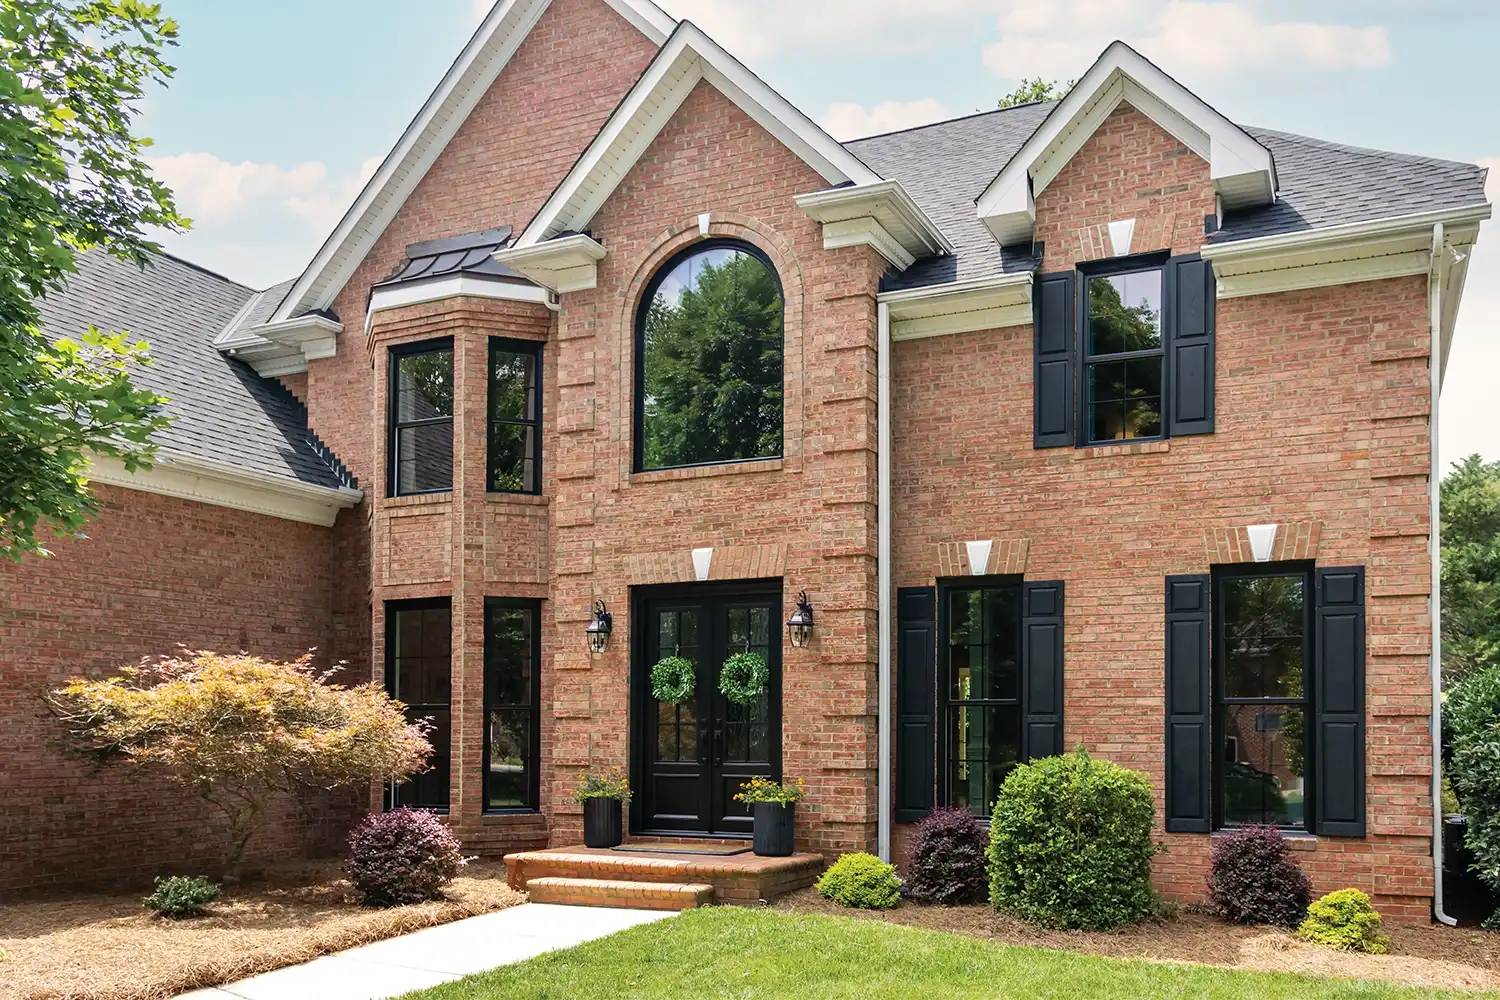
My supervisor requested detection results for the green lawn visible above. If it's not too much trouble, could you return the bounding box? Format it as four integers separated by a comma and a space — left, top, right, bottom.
404, 907, 1483, 1000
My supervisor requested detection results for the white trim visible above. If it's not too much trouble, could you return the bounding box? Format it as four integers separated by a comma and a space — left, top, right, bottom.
493, 233, 609, 294
966, 540, 993, 576
87, 451, 362, 527
270, 0, 676, 322
1108, 218, 1136, 257
1246, 524, 1278, 563
366, 275, 550, 328
975, 41, 1276, 248
876, 300, 892, 863
219, 313, 344, 378
691, 547, 713, 582
821, 218, 914, 270
511, 21, 881, 251
794, 180, 952, 268
879, 271, 1034, 340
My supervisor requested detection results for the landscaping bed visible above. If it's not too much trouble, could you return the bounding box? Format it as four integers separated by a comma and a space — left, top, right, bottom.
0, 861, 524, 1000
774, 888, 1500, 993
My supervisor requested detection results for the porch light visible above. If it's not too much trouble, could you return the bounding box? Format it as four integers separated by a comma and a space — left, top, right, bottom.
586, 600, 613, 654
786, 591, 815, 648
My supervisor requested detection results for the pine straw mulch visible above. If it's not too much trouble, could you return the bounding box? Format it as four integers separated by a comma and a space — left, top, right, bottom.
774, 888, 1500, 994
0, 861, 525, 1000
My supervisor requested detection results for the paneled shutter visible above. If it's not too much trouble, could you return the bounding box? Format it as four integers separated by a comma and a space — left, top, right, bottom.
895, 587, 937, 823
1164, 575, 1212, 833
1165, 254, 1216, 437
1034, 271, 1076, 448
1021, 581, 1065, 760
1314, 566, 1367, 837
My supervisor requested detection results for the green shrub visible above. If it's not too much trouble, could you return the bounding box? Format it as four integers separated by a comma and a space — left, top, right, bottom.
1298, 889, 1390, 954
1446, 663, 1500, 924
987, 749, 1160, 930
143, 875, 221, 918
816, 852, 902, 909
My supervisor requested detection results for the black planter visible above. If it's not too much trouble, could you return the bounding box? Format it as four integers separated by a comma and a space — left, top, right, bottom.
1444, 815, 1497, 924
583, 797, 623, 849
752, 801, 796, 857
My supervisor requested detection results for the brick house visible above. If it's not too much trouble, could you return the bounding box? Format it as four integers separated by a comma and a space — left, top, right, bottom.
3, 0, 1490, 921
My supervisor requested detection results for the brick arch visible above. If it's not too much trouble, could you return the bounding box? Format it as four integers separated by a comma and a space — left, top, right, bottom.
613, 214, 808, 481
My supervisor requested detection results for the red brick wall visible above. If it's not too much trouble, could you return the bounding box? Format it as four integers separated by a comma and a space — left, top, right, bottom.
0, 486, 351, 890
891, 104, 1434, 921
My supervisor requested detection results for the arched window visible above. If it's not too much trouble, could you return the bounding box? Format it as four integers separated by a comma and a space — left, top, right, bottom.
635, 240, 784, 472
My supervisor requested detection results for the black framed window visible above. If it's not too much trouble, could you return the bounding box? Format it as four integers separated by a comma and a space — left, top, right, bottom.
1082, 266, 1163, 443
488, 339, 542, 494
389, 340, 454, 496
635, 239, 784, 472
484, 598, 542, 812
386, 599, 452, 811
941, 582, 1024, 818
1213, 565, 1312, 830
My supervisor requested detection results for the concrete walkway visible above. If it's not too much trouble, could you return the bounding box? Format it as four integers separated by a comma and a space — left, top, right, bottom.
177, 903, 673, 1000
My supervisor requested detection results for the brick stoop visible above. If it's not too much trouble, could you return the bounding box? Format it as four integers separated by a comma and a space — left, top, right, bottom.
505, 845, 824, 906
527, 876, 714, 910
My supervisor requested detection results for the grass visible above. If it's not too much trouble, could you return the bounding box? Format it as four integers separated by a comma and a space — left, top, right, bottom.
405, 907, 1492, 1000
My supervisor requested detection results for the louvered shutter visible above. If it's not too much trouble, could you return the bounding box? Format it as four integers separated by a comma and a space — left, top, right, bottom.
1165, 254, 1216, 437
1021, 581, 1065, 759
1314, 566, 1367, 837
1034, 271, 1076, 448
1164, 574, 1212, 833
895, 587, 937, 823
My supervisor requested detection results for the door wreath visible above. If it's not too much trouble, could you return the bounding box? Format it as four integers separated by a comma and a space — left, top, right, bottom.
719, 651, 769, 705
650, 656, 696, 705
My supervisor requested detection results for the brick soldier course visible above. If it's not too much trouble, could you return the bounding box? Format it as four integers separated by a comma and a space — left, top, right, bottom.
4, 0, 1488, 924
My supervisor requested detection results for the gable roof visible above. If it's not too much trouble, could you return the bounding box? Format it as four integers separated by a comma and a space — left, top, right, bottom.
509, 20, 884, 251
974, 41, 1276, 247
267, 0, 676, 324
35, 251, 356, 494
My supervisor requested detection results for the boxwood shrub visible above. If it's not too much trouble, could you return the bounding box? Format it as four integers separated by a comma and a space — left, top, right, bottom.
142, 875, 221, 918
987, 749, 1159, 930
816, 852, 902, 909
904, 807, 988, 905
1206, 825, 1311, 927
1446, 662, 1500, 925
1298, 889, 1390, 954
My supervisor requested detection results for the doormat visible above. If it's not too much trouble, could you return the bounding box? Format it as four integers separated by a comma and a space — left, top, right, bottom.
611, 843, 752, 856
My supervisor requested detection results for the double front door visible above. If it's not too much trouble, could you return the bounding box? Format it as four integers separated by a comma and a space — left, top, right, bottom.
638, 586, 781, 836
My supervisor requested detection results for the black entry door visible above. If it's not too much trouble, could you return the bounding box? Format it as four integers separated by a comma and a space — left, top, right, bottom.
639, 586, 780, 836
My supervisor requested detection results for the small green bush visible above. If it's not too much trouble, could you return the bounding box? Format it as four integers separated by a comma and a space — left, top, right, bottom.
142, 875, 221, 918
987, 749, 1160, 930
1446, 663, 1500, 925
1298, 889, 1390, 953
816, 852, 902, 909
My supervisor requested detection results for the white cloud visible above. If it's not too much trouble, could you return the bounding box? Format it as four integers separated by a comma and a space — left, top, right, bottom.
818, 99, 951, 141
1439, 157, 1500, 470
149, 153, 381, 288
982, 1, 1390, 83
472, 0, 494, 21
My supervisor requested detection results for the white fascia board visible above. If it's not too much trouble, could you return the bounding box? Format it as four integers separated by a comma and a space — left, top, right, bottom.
794, 180, 954, 263
218, 313, 343, 376
1201, 203, 1492, 265
369, 275, 550, 316
87, 451, 363, 527
493, 233, 608, 293
513, 21, 880, 250
270, 0, 676, 323
976, 40, 1275, 245
879, 271, 1033, 340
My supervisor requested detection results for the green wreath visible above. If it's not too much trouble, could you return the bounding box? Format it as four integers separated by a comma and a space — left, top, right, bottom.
650, 656, 696, 705
719, 651, 769, 705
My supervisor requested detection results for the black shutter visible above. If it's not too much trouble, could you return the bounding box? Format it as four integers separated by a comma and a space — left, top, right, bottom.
1314, 566, 1366, 837
1021, 581, 1064, 760
1034, 271, 1076, 448
1165, 254, 1215, 437
895, 587, 937, 823
1164, 575, 1212, 833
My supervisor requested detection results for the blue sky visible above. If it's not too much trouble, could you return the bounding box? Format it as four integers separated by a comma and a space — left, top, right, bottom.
143, 0, 1498, 468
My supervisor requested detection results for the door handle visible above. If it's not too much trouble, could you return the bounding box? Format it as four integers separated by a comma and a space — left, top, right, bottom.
713, 724, 724, 766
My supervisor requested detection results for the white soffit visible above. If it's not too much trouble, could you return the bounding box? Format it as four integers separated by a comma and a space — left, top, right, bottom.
878, 272, 1033, 341
493, 233, 609, 294
795, 180, 953, 271
511, 21, 883, 252
87, 452, 363, 527
365, 276, 552, 332
267, 0, 676, 323
975, 40, 1276, 248
217, 314, 344, 378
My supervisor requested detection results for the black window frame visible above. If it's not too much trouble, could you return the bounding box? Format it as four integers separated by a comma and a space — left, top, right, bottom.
1210, 561, 1315, 832
1076, 253, 1169, 447
487, 337, 544, 496
632, 237, 786, 474
387, 337, 456, 498
384, 596, 453, 813
483, 597, 543, 814
937, 575, 1026, 819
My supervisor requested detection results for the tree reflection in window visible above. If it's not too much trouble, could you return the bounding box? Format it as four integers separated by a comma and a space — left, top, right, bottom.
1084, 269, 1162, 443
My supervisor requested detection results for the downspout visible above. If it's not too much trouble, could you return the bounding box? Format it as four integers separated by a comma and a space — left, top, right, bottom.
877, 300, 893, 862
1430, 222, 1457, 926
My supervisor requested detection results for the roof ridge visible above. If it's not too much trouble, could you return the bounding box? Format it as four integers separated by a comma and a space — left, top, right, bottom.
150, 248, 257, 291
1247, 126, 1481, 173
842, 101, 1056, 147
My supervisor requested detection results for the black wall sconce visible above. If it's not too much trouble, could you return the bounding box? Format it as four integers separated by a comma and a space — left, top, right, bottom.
586, 600, 613, 654
786, 590, 814, 648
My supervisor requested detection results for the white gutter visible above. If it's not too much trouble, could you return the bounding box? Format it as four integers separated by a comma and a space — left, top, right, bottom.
1200, 203, 1492, 262
1430, 222, 1457, 926
877, 300, 893, 862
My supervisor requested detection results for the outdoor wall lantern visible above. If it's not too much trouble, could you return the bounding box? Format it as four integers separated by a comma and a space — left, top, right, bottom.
786, 591, 815, 648
586, 600, 613, 654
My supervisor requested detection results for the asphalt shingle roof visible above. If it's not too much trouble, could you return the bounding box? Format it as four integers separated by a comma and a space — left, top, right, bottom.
845, 103, 1489, 290
34, 251, 355, 492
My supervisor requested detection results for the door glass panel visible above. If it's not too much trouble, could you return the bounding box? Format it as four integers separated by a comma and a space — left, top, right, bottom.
653, 608, 699, 763
722, 604, 772, 765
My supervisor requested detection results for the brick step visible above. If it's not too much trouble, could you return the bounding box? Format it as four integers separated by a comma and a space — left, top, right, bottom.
526, 876, 714, 911
504, 847, 824, 905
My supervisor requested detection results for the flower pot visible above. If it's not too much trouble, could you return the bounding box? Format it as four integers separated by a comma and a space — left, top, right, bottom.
752, 801, 795, 857
583, 797, 623, 848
